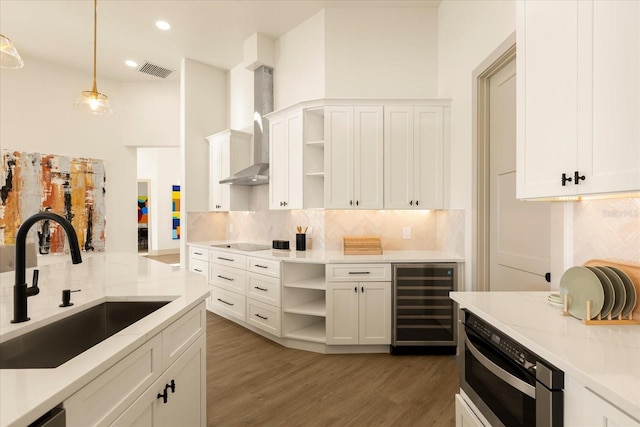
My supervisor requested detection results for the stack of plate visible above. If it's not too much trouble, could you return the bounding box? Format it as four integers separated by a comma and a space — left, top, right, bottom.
548, 293, 564, 308
558, 265, 637, 320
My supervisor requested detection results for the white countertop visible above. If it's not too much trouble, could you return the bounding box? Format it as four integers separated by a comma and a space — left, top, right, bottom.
450, 291, 640, 421
0, 253, 210, 427
189, 241, 464, 263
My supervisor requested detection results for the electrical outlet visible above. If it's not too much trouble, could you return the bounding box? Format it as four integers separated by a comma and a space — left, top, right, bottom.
229, 223, 234, 233
402, 227, 411, 240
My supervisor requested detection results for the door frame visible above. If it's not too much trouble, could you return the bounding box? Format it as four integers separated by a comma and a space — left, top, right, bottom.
472, 32, 571, 291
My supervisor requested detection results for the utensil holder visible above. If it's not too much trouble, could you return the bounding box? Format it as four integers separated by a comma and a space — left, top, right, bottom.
296, 233, 306, 251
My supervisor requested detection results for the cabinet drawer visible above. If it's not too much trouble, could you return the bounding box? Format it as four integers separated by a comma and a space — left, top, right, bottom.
210, 286, 246, 321
247, 256, 280, 278
247, 299, 281, 337
210, 250, 247, 268
247, 272, 281, 307
209, 264, 247, 295
189, 259, 208, 276
162, 303, 206, 369
326, 263, 391, 282
189, 246, 209, 261
65, 334, 162, 427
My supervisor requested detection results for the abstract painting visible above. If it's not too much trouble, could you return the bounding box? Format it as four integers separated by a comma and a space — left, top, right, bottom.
172, 185, 180, 240
138, 196, 148, 224
0, 149, 106, 254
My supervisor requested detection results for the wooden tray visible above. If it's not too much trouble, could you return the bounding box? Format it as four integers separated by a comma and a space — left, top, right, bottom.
583, 259, 640, 320
343, 236, 382, 255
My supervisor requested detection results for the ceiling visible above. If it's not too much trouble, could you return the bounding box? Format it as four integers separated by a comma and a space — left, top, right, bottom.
0, 0, 439, 82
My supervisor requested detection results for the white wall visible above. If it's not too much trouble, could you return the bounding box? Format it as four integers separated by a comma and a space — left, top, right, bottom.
324, 7, 438, 98
137, 147, 181, 254
438, 0, 517, 290
0, 54, 139, 253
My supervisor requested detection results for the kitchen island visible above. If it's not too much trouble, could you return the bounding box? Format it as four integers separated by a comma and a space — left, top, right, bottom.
451, 291, 640, 425
0, 253, 210, 427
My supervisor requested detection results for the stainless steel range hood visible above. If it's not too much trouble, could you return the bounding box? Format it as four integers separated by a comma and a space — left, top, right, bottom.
220, 66, 273, 186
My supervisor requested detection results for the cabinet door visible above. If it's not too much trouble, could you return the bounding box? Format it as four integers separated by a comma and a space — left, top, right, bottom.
209, 137, 227, 211
358, 282, 391, 345
354, 106, 384, 209
325, 106, 354, 209
516, 0, 579, 198
269, 116, 288, 209
286, 111, 304, 209
413, 106, 444, 209
111, 334, 206, 427
587, 0, 640, 195
384, 106, 414, 209
582, 388, 640, 427
326, 282, 359, 344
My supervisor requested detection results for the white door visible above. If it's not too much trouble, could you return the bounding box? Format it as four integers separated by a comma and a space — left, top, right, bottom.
353, 106, 384, 209
325, 107, 354, 209
358, 282, 391, 345
269, 116, 288, 209
326, 282, 358, 344
489, 58, 551, 291
384, 106, 413, 209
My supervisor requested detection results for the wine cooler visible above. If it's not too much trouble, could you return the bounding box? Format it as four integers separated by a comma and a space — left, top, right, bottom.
392, 263, 458, 354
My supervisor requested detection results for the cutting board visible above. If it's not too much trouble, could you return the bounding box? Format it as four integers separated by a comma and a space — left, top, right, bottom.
583, 259, 640, 318
343, 236, 382, 255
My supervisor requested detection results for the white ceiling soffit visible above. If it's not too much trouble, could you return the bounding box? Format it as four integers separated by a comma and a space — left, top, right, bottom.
0, 0, 440, 82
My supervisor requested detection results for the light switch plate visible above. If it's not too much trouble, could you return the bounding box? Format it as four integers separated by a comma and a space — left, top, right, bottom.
402, 227, 411, 240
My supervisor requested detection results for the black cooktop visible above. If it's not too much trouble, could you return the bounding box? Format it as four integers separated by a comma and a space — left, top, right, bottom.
211, 242, 271, 252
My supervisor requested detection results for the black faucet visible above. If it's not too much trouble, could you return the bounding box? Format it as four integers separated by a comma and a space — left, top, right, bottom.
12, 212, 83, 323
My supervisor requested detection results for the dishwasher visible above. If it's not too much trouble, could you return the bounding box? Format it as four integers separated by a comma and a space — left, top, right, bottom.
391, 263, 458, 354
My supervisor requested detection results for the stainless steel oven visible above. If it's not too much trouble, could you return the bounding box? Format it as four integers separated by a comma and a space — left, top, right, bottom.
459, 309, 564, 427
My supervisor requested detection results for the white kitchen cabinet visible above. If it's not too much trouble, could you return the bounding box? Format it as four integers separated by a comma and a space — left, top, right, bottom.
281, 262, 327, 343
326, 263, 391, 345
516, 0, 640, 199
188, 246, 209, 281
65, 303, 206, 427
384, 105, 446, 209
269, 110, 303, 210
324, 106, 384, 209
111, 333, 206, 427
206, 129, 252, 211
582, 388, 640, 427
455, 394, 486, 427
208, 250, 247, 320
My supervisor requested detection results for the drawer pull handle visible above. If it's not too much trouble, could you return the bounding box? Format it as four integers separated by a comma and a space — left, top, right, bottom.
255, 313, 268, 320
217, 275, 234, 281
217, 257, 235, 262
194, 252, 203, 255
254, 264, 268, 269
167, 379, 176, 394
254, 286, 268, 292
348, 271, 370, 275
217, 298, 234, 306
194, 268, 203, 273
157, 389, 168, 404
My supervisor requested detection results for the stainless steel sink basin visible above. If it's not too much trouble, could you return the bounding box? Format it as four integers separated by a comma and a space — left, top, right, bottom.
0, 301, 170, 369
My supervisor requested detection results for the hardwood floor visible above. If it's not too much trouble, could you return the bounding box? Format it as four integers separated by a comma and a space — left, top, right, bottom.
206, 312, 458, 426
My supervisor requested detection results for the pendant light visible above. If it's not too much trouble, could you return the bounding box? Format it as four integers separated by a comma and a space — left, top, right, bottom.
0, 34, 24, 69
75, 0, 112, 114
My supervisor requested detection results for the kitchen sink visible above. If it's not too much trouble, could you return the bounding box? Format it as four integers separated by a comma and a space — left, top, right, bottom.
0, 301, 170, 369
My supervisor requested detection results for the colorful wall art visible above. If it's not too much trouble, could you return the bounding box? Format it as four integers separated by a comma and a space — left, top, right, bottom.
172, 185, 180, 240
138, 196, 148, 224
0, 150, 106, 254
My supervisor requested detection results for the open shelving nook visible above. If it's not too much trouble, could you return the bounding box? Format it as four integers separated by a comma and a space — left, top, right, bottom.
303, 107, 325, 209
282, 262, 326, 343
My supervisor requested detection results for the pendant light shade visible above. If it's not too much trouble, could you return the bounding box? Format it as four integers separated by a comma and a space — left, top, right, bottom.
75, 0, 112, 114
0, 34, 24, 69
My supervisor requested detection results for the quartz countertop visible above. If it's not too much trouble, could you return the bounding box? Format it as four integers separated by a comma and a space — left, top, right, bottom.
450, 291, 640, 422
189, 241, 464, 263
0, 253, 210, 427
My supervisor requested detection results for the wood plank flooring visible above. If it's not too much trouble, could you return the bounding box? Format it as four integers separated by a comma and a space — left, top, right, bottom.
206, 312, 458, 426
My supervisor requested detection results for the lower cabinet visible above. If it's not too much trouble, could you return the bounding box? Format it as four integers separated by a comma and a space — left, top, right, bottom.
64, 303, 206, 427
111, 333, 206, 427
454, 394, 486, 427
582, 388, 640, 427
326, 281, 391, 345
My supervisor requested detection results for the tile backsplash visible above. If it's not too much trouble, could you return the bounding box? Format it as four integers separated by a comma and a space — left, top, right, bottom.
573, 197, 640, 265
187, 185, 464, 255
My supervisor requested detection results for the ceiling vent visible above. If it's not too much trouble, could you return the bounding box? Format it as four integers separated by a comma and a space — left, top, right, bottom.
137, 61, 174, 79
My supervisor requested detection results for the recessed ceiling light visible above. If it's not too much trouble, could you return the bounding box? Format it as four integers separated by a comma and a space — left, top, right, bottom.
155, 20, 171, 31
125, 60, 138, 68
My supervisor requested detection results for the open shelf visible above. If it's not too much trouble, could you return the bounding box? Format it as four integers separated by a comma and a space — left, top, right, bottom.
284, 321, 326, 343
284, 277, 326, 290
284, 298, 326, 316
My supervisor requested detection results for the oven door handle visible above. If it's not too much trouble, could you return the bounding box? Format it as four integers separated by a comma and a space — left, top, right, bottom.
464, 335, 536, 398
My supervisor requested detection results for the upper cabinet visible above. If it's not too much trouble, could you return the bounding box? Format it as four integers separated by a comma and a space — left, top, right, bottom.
269, 110, 303, 210
206, 130, 251, 212
324, 106, 384, 210
384, 105, 446, 210
517, 0, 640, 199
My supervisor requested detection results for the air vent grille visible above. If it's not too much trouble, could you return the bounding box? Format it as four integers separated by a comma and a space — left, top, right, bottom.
137, 61, 174, 79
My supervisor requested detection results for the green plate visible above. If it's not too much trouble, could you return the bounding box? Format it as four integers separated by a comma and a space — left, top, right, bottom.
560, 266, 604, 320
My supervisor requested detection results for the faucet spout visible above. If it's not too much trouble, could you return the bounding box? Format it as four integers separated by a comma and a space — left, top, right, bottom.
12, 212, 83, 323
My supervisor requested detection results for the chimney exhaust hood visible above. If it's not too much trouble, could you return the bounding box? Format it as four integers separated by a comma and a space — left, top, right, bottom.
220, 66, 273, 186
